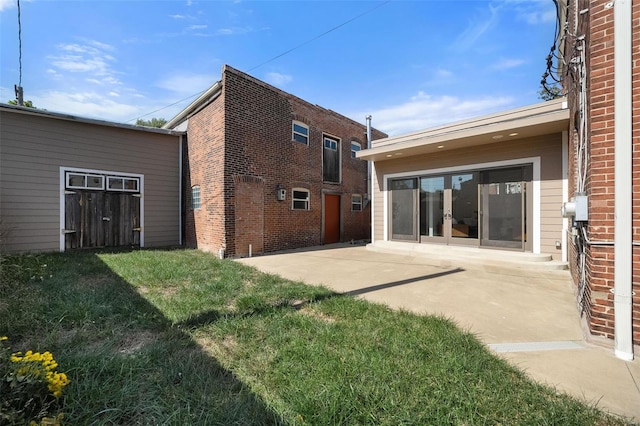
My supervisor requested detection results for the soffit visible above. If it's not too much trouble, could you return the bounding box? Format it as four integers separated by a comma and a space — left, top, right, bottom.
358, 99, 569, 162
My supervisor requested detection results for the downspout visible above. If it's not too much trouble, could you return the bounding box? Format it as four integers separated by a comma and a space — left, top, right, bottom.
613, 0, 633, 361
178, 134, 184, 246
365, 115, 373, 243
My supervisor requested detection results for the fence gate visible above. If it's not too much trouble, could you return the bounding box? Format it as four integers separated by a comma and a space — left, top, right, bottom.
63, 171, 141, 250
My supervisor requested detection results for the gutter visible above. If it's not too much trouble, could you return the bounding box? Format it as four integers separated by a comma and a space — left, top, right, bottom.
613, 0, 633, 361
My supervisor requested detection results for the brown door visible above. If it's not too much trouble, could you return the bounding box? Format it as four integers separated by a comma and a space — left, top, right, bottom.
65, 190, 140, 249
324, 194, 340, 244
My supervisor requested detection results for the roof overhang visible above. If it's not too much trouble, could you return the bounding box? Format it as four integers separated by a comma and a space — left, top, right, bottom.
0, 103, 184, 136
357, 98, 569, 162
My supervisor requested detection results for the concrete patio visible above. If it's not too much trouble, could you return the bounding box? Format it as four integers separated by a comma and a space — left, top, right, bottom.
237, 243, 640, 423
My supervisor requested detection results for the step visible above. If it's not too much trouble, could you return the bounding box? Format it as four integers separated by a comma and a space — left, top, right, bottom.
368, 240, 569, 273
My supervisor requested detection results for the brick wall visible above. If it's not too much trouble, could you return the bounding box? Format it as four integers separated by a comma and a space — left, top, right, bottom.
566, 0, 640, 343
184, 89, 227, 255
186, 65, 386, 257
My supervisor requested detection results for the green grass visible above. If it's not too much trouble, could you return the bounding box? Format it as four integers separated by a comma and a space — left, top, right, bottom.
0, 249, 627, 425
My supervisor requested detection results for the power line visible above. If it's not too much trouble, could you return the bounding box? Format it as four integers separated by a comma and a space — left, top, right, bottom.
130, 1, 390, 123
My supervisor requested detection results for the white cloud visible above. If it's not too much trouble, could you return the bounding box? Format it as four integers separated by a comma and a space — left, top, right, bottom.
453, 4, 501, 51
155, 72, 217, 97
215, 26, 252, 36
188, 24, 207, 31
264, 72, 292, 87
0, 0, 15, 12
491, 58, 526, 69
357, 91, 514, 136
48, 42, 122, 86
31, 90, 140, 122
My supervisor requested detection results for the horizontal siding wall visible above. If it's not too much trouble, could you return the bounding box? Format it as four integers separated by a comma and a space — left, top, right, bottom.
0, 110, 181, 252
372, 133, 564, 259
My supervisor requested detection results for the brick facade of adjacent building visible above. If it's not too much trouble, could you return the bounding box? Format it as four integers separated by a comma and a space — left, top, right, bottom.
182, 65, 386, 257
565, 0, 640, 344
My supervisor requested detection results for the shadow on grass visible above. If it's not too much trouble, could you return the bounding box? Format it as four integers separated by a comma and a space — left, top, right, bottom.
1, 252, 283, 425
177, 268, 464, 330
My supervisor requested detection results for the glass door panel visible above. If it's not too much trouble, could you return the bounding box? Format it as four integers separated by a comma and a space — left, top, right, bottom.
480, 168, 524, 249
420, 176, 445, 241
449, 173, 479, 245
390, 178, 418, 241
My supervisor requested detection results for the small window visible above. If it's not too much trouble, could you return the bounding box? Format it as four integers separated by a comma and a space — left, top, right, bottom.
191, 185, 201, 209
107, 176, 139, 192
324, 137, 338, 151
66, 172, 104, 190
292, 121, 309, 144
351, 142, 361, 158
351, 194, 362, 211
292, 188, 310, 210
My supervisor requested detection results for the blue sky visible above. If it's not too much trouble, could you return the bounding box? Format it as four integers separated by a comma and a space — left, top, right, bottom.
0, 0, 557, 136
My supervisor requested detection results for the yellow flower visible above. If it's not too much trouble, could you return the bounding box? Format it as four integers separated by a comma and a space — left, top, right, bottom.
0, 336, 8, 341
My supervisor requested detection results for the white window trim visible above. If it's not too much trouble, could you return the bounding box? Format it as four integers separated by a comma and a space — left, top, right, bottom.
292, 188, 310, 210
191, 185, 201, 210
324, 137, 338, 151
66, 172, 105, 190
382, 156, 541, 253
292, 121, 309, 145
59, 167, 145, 252
322, 133, 342, 184
106, 176, 140, 193
351, 194, 363, 211
351, 141, 362, 158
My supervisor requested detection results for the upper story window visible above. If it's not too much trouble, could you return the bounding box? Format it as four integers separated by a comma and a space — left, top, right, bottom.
292, 121, 309, 144
324, 137, 338, 151
292, 188, 310, 210
351, 141, 361, 158
191, 185, 201, 209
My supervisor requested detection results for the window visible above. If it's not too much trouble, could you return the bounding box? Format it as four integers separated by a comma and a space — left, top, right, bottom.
107, 176, 139, 192
191, 185, 201, 209
351, 142, 361, 158
292, 121, 309, 144
351, 194, 362, 211
324, 137, 338, 150
292, 188, 310, 210
66, 172, 104, 190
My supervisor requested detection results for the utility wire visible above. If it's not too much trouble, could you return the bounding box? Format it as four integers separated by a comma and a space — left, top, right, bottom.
130, 1, 390, 123
17, 0, 22, 87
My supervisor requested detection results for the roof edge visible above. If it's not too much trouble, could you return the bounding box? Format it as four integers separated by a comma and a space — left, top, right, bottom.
0, 103, 184, 136
163, 80, 223, 129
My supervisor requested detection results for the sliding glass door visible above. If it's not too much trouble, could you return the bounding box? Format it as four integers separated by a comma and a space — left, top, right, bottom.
389, 164, 532, 252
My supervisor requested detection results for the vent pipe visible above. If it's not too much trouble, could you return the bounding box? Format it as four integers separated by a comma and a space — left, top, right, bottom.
613, 0, 633, 361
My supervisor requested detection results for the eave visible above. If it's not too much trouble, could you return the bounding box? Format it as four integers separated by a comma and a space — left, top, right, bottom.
357, 98, 569, 162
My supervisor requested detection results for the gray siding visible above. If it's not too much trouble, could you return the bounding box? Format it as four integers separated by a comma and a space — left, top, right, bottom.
372, 133, 564, 260
0, 109, 181, 252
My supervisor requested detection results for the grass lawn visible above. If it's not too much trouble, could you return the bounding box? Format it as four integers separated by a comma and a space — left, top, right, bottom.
0, 249, 627, 425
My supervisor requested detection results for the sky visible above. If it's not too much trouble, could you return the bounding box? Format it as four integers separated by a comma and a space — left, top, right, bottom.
0, 0, 558, 136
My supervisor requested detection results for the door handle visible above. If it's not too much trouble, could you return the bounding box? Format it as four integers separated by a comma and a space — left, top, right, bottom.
102, 217, 111, 222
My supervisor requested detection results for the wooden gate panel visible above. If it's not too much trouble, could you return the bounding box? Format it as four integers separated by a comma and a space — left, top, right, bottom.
64, 190, 140, 249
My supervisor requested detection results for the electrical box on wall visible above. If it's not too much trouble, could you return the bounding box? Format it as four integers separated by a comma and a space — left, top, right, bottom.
276, 188, 286, 201
574, 194, 588, 221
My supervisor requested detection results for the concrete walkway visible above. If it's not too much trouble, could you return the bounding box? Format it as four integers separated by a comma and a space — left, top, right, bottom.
237, 243, 640, 422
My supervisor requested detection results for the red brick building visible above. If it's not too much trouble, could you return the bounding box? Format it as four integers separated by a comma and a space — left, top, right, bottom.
165, 65, 386, 257
561, 0, 638, 359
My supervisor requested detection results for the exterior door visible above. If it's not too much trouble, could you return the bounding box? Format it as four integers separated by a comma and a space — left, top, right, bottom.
65, 190, 140, 249
479, 167, 530, 250
418, 173, 479, 246
390, 178, 418, 241
324, 194, 340, 244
